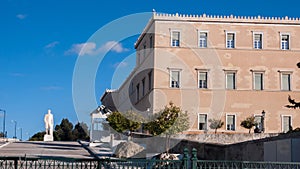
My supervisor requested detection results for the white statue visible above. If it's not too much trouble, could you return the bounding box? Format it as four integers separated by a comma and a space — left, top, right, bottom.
44, 109, 54, 141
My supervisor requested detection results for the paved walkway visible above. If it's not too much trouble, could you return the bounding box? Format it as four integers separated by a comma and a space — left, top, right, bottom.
0, 141, 94, 159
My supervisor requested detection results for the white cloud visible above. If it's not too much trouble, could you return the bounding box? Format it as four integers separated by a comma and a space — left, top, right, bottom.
65, 41, 128, 56
45, 41, 59, 49
100, 41, 129, 53
65, 42, 96, 56
113, 61, 128, 68
16, 14, 27, 20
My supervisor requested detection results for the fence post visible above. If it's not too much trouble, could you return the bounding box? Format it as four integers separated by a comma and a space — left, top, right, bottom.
14, 159, 18, 169
192, 148, 198, 169
183, 148, 189, 169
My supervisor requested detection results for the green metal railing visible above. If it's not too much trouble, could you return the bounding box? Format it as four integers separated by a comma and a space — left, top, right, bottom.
195, 161, 300, 169
1, 148, 300, 169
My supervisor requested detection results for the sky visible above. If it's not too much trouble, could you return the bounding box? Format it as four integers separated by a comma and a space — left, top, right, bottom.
1, 0, 300, 140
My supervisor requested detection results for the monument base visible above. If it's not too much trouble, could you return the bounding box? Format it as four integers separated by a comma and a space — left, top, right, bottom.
44, 134, 54, 141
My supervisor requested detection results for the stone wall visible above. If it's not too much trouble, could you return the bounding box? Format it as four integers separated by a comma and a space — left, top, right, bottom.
132, 132, 300, 161
174, 133, 279, 145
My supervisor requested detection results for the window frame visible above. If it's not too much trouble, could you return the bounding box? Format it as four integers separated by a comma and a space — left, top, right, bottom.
280, 33, 290, 50
129, 82, 134, 94
169, 68, 181, 88
251, 70, 265, 91
225, 71, 237, 90
149, 35, 153, 49
148, 71, 152, 91
142, 78, 145, 96
170, 30, 181, 47
279, 71, 292, 91
253, 32, 263, 49
198, 30, 208, 48
226, 114, 236, 131
198, 113, 208, 131
225, 31, 236, 49
143, 43, 147, 58
136, 83, 140, 102
281, 115, 292, 133
198, 70, 209, 89
254, 114, 263, 131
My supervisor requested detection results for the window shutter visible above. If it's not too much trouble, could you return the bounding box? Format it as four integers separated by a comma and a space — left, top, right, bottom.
226, 73, 235, 89
282, 35, 289, 40
172, 32, 180, 41
200, 32, 207, 38
254, 34, 261, 41
199, 72, 207, 80
172, 71, 179, 81
227, 115, 234, 125
227, 33, 234, 40
199, 114, 207, 123
282, 74, 290, 90
255, 73, 263, 90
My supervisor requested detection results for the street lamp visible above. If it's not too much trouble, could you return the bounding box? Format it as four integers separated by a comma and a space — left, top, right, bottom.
0, 109, 6, 138
11, 120, 17, 139
261, 110, 266, 133
18, 128, 22, 141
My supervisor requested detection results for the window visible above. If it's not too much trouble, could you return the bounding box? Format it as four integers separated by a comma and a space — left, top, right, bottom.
226, 32, 235, 48
199, 32, 207, 48
281, 73, 291, 91
129, 82, 134, 94
170, 70, 180, 88
142, 78, 145, 96
171, 31, 180, 47
254, 73, 263, 90
253, 33, 262, 49
254, 115, 263, 131
143, 44, 146, 58
226, 72, 236, 89
198, 71, 208, 89
148, 71, 152, 91
93, 118, 103, 131
281, 34, 290, 50
226, 115, 236, 131
282, 115, 292, 133
136, 84, 140, 101
149, 36, 153, 48
198, 114, 207, 130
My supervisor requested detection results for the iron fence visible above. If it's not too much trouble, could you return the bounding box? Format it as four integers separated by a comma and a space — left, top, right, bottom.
0, 157, 184, 169
195, 160, 300, 169
1, 148, 300, 169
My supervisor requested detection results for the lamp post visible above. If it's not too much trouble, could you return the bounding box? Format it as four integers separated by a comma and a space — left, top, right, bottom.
0, 109, 6, 138
261, 110, 266, 133
19, 127, 23, 141
18, 128, 22, 141
12, 120, 17, 139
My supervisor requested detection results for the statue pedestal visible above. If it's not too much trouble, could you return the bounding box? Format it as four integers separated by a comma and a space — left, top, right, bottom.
44, 134, 53, 141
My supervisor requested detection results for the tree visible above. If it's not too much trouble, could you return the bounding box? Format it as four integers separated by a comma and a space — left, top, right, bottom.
145, 102, 189, 153
72, 122, 90, 141
106, 111, 144, 138
29, 131, 46, 141
123, 111, 144, 137
107, 111, 129, 133
55, 118, 74, 141
208, 118, 224, 134
29, 119, 90, 141
240, 116, 257, 133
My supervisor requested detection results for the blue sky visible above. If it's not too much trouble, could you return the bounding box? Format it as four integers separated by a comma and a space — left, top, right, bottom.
0, 0, 300, 140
